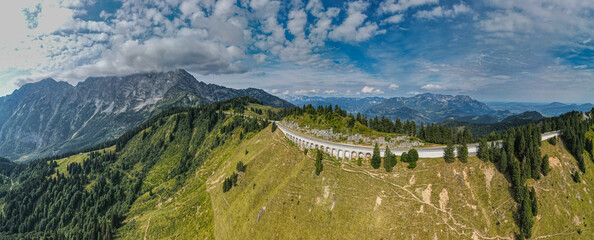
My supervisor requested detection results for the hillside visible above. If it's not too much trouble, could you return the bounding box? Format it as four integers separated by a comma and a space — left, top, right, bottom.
0, 99, 591, 239
0, 69, 292, 162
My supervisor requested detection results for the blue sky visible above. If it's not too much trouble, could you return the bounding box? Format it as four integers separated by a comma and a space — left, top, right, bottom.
0, 0, 592, 102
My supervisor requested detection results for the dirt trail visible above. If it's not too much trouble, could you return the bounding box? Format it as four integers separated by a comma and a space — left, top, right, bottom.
143, 216, 151, 240
340, 163, 512, 239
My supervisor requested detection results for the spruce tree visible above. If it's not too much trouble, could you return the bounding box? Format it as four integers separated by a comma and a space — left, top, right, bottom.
315, 150, 324, 175
444, 141, 455, 163
541, 154, 550, 176
478, 138, 489, 162
520, 198, 534, 239
407, 149, 419, 169
371, 143, 381, 169
499, 150, 508, 173
511, 161, 523, 201
390, 150, 398, 167
530, 187, 538, 216
408, 149, 419, 162
458, 141, 468, 163
383, 147, 394, 172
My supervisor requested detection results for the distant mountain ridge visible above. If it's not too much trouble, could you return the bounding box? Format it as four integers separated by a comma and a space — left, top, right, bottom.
487, 102, 594, 117
363, 93, 494, 123
286, 93, 590, 124
0, 69, 292, 161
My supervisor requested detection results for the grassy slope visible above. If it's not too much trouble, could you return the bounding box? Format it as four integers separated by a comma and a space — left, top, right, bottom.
43, 115, 593, 239
207, 125, 519, 239
529, 136, 594, 239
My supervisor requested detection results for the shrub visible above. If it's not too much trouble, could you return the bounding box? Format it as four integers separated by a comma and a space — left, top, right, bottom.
548, 137, 557, 146
236, 161, 247, 172
315, 150, 324, 175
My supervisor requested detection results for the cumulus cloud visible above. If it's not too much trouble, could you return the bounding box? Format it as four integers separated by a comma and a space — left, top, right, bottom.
323, 89, 338, 94
421, 84, 444, 90
389, 83, 399, 90
361, 86, 384, 94
329, 1, 386, 42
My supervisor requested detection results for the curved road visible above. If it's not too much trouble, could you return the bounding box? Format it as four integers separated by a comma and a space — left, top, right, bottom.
276, 122, 561, 159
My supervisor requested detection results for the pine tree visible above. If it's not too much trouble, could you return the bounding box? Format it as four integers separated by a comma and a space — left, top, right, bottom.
499, 150, 508, 173
511, 161, 523, 201
408, 149, 419, 162
315, 150, 324, 175
390, 150, 398, 167
383, 147, 394, 172
530, 187, 538, 216
520, 198, 534, 239
444, 141, 455, 163
541, 154, 550, 176
478, 138, 489, 162
371, 143, 381, 169
458, 141, 468, 163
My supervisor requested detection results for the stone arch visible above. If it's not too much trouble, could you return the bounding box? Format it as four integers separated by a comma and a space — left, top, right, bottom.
352, 151, 357, 160
338, 149, 343, 160
326, 147, 330, 154
365, 153, 371, 159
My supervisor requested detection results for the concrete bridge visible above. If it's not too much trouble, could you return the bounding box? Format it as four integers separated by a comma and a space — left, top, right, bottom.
276, 122, 561, 160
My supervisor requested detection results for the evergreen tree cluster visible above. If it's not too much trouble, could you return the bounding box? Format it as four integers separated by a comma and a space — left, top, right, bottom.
0, 97, 268, 238
401, 148, 419, 169
383, 147, 397, 172
222, 172, 239, 193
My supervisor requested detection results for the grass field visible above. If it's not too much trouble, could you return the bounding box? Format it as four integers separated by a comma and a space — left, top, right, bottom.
44, 115, 593, 239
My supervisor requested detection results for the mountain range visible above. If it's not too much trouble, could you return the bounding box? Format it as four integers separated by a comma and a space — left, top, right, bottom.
285, 93, 591, 124
0, 69, 292, 161
487, 102, 594, 117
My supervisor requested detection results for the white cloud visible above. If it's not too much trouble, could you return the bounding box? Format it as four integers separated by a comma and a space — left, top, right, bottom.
361, 86, 384, 94
329, 1, 385, 42
379, 0, 439, 14
382, 14, 404, 24
323, 89, 337, 94
389, 83, 399, 90
294, 89, 318, 95
415, 4, 472, 19
421, 84, 444, 90
408, 91, 422, 95
288, 9, 307, 37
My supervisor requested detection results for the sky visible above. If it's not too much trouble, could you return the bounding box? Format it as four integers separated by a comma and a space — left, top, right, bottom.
0, 0, 593, 103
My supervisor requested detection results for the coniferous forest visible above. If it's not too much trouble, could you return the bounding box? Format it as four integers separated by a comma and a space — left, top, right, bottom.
0, 97, 269, 239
